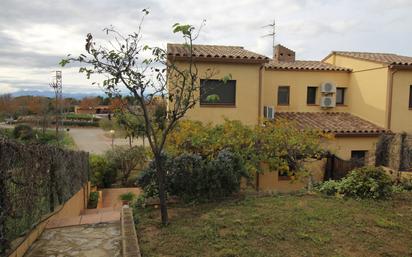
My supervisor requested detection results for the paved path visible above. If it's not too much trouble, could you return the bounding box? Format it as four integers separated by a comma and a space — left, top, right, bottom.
26, 188, 140, 257
68, 128, 144, 154
25, 223, 121, 257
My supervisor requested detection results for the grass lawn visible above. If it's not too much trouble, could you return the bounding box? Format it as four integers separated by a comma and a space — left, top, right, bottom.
136, 193, 412, 257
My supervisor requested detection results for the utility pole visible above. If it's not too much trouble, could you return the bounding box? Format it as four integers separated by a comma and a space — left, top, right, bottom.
262, 19, 276, 54
50, 71, 62, 145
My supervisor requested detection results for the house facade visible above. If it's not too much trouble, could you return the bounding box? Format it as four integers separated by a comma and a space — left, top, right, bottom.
167, 43, 412, 191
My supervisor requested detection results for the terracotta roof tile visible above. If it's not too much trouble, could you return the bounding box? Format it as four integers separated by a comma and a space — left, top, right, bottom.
265, 60, 351, 72
332, 51, 412, 66
274, 112, 388, 135
167, 43, 269, 63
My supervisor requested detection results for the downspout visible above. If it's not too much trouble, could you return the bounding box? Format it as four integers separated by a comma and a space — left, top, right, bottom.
258, 64, 264, 124
256, 64, 264, 191
386, 66, 398, 130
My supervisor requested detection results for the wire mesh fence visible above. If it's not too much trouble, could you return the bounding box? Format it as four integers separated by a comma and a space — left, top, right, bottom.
0, 138, 89, 256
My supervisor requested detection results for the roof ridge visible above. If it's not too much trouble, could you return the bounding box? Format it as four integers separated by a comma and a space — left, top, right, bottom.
333, 50, 398, 55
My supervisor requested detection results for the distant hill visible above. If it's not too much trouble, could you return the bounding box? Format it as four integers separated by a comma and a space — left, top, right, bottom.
11, 90, 103, 99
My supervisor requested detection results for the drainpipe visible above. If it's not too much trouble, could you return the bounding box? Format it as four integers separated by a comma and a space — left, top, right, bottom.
258, 64, 264, 124
386, 67, 398, 130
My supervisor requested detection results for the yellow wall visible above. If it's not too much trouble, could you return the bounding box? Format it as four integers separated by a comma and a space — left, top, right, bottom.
391, 70, 412, 133
262, 70, 350, 112
170, 62, 262, 125
258, 160, 326, 192
324, 54, 389, 127
257, 135, 378, 192
8, 182, 90, 257
322, 136, 378, 164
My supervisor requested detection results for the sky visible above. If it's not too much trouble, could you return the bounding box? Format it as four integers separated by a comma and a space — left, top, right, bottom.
1, 0, 412, 95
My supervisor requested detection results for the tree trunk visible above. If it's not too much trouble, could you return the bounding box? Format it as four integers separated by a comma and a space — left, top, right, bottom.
129, 136, 132, 148
155, 155, 168, 225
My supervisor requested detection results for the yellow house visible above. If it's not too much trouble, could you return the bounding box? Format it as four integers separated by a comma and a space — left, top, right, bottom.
322, 51, 412, 134
167, 43, 411, 191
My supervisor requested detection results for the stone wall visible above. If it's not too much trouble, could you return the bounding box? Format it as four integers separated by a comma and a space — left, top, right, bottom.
383, 133, 412, 171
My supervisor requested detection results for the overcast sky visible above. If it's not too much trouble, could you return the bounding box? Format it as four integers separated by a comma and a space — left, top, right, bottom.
1, 0, 412, 95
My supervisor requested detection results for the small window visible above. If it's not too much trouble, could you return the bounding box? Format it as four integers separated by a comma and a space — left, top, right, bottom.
351, 150, 367, 166
336, 87, 346, 105
200, 79, 236, 106
278, 170, 291, 180
277, 86, 290, 105
409, 85, 412, 108
263, 106, 274, 120
307, 87, 317, 105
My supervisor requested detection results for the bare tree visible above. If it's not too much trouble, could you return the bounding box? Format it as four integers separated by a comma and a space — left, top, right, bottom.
61, 10, 217, 225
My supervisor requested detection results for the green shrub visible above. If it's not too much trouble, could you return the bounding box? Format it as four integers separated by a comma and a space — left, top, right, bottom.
397, 177, 412, 191
99, 118, 116, 130
317, 180, 341, 196
106, 146, 147, 186
137, 150, 249, 202
120, 192, 136, 202
65, 113, 97, 121
13, 124, 34, 141
89, 154, 117, 188
88, 191, 99, 208
61, 120, 99, 127
317, 166, 393, 199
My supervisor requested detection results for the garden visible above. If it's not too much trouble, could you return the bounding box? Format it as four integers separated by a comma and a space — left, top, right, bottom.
62, 12, 412, 256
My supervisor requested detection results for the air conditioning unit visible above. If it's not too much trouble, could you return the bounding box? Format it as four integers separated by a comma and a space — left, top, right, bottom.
320, 96, 335, 108
263, 106, 275, 120
321, 82, 336, 93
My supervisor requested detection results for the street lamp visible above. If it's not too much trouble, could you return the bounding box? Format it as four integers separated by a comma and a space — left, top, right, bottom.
110, 130, 115, 149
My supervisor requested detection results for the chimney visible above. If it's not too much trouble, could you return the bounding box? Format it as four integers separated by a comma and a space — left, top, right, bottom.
273, 44, 295, 62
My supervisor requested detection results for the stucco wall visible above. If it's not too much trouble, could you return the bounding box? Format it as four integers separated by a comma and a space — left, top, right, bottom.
170, 62, 262, 125
262, 69, 350, 113
322, 136, 378, 164
390, 70, 412, 133
257, 135, 379, 192
324, 54, 389, 127
7, 182, 90, 257
258, 159, 326, 192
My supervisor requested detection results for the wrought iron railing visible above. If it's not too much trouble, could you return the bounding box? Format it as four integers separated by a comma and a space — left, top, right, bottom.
0, 139, 89, 256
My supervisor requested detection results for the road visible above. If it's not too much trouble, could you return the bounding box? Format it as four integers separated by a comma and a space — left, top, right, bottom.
1, 123, 143, 154
68, 128, 144, 154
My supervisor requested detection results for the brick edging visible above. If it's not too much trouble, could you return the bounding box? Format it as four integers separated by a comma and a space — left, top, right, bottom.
121, 207, 141, 257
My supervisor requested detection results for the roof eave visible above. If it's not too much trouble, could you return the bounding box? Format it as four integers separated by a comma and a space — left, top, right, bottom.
389, 64, 412, 70
334, 131, 391, 137
167, 55, 269, 64
265, 67, 352, 72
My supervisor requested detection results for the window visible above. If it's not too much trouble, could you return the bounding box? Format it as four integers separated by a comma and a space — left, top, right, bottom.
351, 150, 367, 166
277, 86, 290, 105
278, 170, 292, 180
200, 79, 236, 106
307, 87, 317, 105
263, 106, 274, 120
336, 87, 346, 105
409, 85, 412, 108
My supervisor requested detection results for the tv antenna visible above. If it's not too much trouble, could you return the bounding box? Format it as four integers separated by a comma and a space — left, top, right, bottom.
262, 19, 276, 48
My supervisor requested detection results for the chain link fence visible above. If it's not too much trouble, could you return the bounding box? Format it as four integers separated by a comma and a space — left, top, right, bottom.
0, 139, 89, 256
